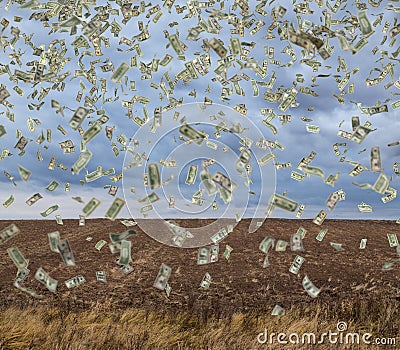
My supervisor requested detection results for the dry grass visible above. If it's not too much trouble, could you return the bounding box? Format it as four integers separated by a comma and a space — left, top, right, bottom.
0, 298, 398, 350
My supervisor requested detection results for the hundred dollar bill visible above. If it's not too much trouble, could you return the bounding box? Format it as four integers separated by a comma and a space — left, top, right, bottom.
271, 193, 298, 212
313, 209, 327, 225
57, 239, 75, 266
289, 255, 305, 274
370, 147, 382, 172
259, 236, 275, 254
197, 245, 219, 265
35, 267, 58, 293
302, 275, 321, 298
148, 163, 161, 190
105, 197, 125, 221
153, 263, 171, 290
200, 272, 212, 289
48, 231, 60, 252
185, 165, 198, 185
65, 275, 86, 289
118, 239, 132, 265
208, 37, 227, 57
40, 204, 59, 217
18, 165, 31, 182
290, 233, 304, 251
69, 107, 88, 130
387, 233, 399, 247
71, 150, 92, 174
82, 197, 101, 217
372, 173, 389, 194
7, 247, 29, 271
179, 124, 205, 145
110, 62, 130, 84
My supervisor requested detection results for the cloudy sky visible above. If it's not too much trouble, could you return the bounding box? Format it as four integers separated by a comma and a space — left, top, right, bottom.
0, 0, 399, 222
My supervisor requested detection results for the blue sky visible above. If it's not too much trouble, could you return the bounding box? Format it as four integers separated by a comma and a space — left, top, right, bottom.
0, 0, 399, 221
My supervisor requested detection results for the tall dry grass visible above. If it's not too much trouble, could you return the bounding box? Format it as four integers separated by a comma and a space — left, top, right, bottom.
0, 298, 398, 350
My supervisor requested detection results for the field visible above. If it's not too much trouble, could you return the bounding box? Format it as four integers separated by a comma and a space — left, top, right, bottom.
0, 219, 399, 349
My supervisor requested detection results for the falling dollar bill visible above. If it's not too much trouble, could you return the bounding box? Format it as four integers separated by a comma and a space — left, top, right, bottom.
148, 163, 161, 190
313, 209, 327, 225
153, 263, 171, 290
118, 239, 132, 265
359, 238, 367, 249
259, 236, 275, 254
316, 228, 328, 242
40, 205, 59, 217
57, 239, 76, 266
71, 150, 92, 174
387, 233, 399, 247
65, 275, 86, 289
197, 245, 219, 265
200, 272, 212, 289
185, 165, 198, 185
179, 124, 205, 145
211, 228, 228, 244
370, 146, 382, 172
110, 62, 130, 83
7, 247, 29, 271
223, 245, 233, 260
35, 267, 58, 293
82, 197, 101, 217
271, 304, 285, 316
3, 195, 14, 208
69, 107, 88, 130
289, 255, 305, 275
372, 173, 389, 194
96, 271, 106, 282
105, 197, 125, 221
302, 275, 321, 298
48, 231, 60, 253
290, 233, 304, 251
271, 193, 298, 212
45, 180, 59, 191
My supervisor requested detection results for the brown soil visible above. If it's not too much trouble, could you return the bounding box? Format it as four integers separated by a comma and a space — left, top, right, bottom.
1, 219, 399, 316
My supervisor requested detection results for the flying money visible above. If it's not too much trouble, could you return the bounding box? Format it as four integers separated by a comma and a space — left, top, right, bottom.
153, 263, 171, 290
302, 275, 321, 298
35, 267, 58, 293
57, 239, 76, 266
105, 197, 125, 221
